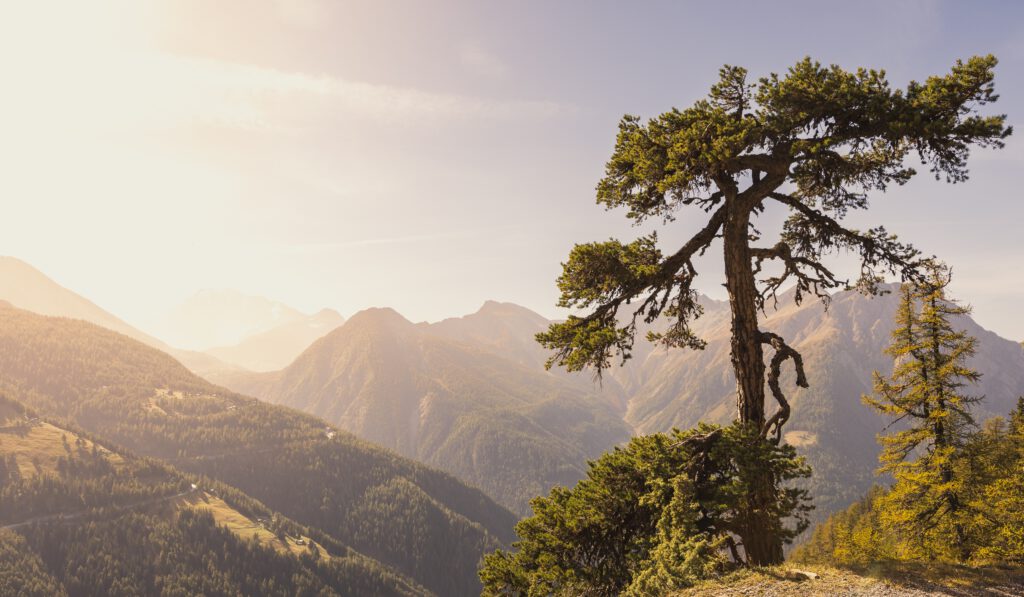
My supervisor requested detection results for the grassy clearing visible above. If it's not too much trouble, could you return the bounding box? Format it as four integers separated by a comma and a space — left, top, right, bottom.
675, 563, 1024, 596
0, 422, 123, 478
149, 388, 243, 419
180, 492, 322, 560
783, 430, 818, 448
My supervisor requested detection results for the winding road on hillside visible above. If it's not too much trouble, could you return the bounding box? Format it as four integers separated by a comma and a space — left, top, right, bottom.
1, 486, 199, 531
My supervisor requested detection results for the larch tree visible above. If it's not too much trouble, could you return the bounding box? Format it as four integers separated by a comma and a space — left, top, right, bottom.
865, 267, 982, 562
537, 56, 1010, 565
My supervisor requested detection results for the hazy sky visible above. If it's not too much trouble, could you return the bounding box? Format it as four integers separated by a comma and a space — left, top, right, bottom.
3, 0, 1023, 340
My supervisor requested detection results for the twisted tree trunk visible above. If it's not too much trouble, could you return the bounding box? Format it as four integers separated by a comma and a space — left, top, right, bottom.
722, 199, 784, 566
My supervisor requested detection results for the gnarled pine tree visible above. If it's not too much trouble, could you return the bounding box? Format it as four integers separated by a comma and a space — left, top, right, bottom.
538, 56, 1010, 565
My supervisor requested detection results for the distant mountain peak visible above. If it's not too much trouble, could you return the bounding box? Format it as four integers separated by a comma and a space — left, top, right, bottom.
313, 307, 344, 320
475, 299, 543, 317
159, 289, 308, 350
345, 306, 413, 327
0, 255, 35, 269
204, 306, 346, 371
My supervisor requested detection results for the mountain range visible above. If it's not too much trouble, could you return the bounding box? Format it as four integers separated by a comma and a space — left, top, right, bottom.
0, 301, 515, 595
215, 287, 1024, 522
3, 256, 1023, 531
156, 289, 312, 350
0, 257, 345, 375
213, 304, 633, 515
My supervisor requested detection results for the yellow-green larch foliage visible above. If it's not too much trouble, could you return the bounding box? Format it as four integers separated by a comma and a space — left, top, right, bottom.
960, 398, 1024, 564
864, 265, 982, 562
793, 398, 1024, 567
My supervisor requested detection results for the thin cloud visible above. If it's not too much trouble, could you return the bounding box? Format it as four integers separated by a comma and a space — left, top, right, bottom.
155, 53, 570, 131
3, 46, 571, 140
282, 232, 483, 253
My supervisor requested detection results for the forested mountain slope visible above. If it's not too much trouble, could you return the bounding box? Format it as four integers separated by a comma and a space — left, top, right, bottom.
0, 304, 516, 596
0, 396, 427, 596
226, 306, 632, 515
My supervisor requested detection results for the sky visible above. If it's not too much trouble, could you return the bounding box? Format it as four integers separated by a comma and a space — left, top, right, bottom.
2, 0, 1024, 341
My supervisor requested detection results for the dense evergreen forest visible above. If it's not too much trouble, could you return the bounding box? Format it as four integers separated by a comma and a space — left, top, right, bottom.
0, 304, 515, 595
0, 398, 427, 596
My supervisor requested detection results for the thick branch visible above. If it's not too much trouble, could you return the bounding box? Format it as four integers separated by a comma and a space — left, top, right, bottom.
727, 153, 780, 173
759, 331, 809, 444
601, 203, 727, 324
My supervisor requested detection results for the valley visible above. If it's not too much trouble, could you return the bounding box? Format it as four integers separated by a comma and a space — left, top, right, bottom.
0, 404, 429, 595
0, 302, 515, 595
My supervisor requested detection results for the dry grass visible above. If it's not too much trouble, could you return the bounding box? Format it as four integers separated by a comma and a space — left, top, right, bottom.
676, 563, 1024, 596
783, 430, 818, 447
180, 492, 323, 559
0, 422, 123, 478
149, 388, 241, 418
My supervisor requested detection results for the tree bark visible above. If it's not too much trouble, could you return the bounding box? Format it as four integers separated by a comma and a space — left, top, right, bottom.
723, 202, 766, 426
722, 197, 784, 566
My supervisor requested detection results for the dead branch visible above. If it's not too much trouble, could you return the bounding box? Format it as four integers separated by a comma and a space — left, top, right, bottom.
759, 331, 809, 444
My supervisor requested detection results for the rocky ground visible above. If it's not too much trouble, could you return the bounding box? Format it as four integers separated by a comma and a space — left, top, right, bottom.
676, 564, 1024, 596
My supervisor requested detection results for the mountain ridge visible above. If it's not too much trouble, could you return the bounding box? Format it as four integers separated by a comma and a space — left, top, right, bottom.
206, 306, 346, 371
0, 303, 515, 595
0, 256, 240, 377
157, 288, 309, 350
226, 304, 633, 514
220, 286, 1024, 525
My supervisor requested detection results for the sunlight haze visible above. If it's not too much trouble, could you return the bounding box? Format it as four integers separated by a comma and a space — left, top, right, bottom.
2, 3, 1024, 593
2, 0, 1023, 340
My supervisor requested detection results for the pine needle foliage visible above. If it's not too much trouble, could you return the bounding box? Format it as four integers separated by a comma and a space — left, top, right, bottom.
479, 422, 811, 596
